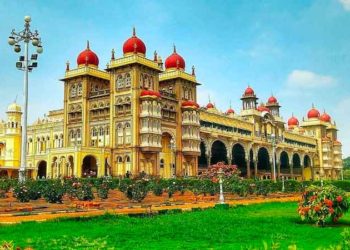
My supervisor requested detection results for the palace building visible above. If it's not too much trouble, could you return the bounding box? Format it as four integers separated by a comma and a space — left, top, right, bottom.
0, 28, 343, 180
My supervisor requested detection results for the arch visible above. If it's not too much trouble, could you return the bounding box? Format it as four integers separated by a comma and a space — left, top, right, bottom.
231, 143, 246, 176
257, 147, 270, 171
161, 132, 175, 178
82, 155, 98, 178
280, 151, 289, 174
37, 160, 47, 179
249, 149, 254, 175
210, 140, 228, 165
68, 155, 74, 177
198, 140, 208, 168
303, 155, 311, 167
292, 153, 301, 168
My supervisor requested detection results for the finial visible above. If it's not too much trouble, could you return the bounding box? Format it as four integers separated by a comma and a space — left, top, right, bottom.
66, 61, 70, 71
192, 65, 195, 76
132, 26, 136, 36
292, 112, 294, 117
173, 44, 176, 53
154, 50, 157, 61
111, 49, 115, 60
208, 95, 211, 103
229, 100, 232, 108
312, 103, 315, 108
14, 95, 18, 103
87, 40, 90, 50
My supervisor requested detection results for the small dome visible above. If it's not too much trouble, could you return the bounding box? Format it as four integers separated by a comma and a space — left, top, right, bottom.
77, 41, 99, 67
307, 106, 320, 119
244, 86, 255, 96
226, 108, 235, 114
267, 96, 277, 104
206, 102, 214, 109
257, 103, 269, 112
123, 27, 146, 55
288, 115, 299, 127
140, 89, 161, 98
7, 102, 22, 113
320, 111, 331, 122
165, 46, 186, 70
182, 100, 199, 109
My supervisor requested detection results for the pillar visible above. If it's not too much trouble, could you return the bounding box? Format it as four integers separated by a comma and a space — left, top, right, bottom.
246, 159, 251, 178
254, 160, 258, 178
277, 161, 281, 179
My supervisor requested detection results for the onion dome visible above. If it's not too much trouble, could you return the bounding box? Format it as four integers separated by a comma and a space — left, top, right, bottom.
307, 105, 320, 119
320, 111, 331, 122
182, 100, 199, 109
165, 45, 186, 70
288, 115, 299, 127
140, 89, 161, 98
7, 102, 22, 113
257, 103, 270, 112
206, 102, 214, 109
226, 108, 235, 114
123, 27, 146, 55
244, 86, 255, 96
77, 41, 99, 67
267, 95, 277, 104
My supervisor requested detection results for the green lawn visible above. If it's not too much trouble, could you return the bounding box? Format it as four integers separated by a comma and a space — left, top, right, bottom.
0, 202, 349, 249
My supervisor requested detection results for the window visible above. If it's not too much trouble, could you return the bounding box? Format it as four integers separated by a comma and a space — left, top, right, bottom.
70, 84, 77, 97
116, 75, 124, 89
160, 159, 164, 168
125, 123, 131, 144
125, 73, 131, 87
117, 123, 123, 145
99, 127, 104, 136
77, 83, 82, 96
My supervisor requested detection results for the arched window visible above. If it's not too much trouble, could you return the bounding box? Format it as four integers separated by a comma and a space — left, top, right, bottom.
117, 123, 123, 145
105, 126, 109, 136
70, 84, 77, 97
77, 83, 82, 96
116, 75, 124, 89
76, 129, 81, 138
125, 73, 131, 87
160, 159, 164, 168
125, 155, 131, 172
125, 123, 131, 144
99, 127, 104, 136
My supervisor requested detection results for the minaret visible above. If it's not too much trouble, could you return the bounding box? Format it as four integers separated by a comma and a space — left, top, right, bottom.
241, 86, 258, 110
266, 95, 281, 117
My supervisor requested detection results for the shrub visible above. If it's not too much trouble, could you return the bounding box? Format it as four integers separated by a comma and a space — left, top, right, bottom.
76, 182, 94, 201
97, 178, 111, 199
13, 183, 31, 202
298, 185, 350, 226
149, 181, 163, 196
26, 180, 43, 200
125, 179, 149, 202
42, 180, 65, 203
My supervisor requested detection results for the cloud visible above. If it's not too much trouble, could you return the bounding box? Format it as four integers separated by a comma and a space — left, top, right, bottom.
339, 0, 350, 11
333, 97, 350, 157
286, 70, 337, 89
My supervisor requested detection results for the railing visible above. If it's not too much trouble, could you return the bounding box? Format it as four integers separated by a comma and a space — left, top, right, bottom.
159, 90, 176, 99
64, 66, 110, 80
109, 55, 160, 71
159, 70, 197, 83
90, 89, 110, 97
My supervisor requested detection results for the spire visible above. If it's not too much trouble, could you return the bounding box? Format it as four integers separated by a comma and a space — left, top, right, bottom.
173, 44, 176, 53
229, 100, 232, 108
154, 50, 157, 62
132, 26, 136, 37
312, 103, 315, 108
14, 95, 18, 103
66, 61, 70, 71
192, 65, 195, 76
87, 40, 90, 50
111, 49, 115, 60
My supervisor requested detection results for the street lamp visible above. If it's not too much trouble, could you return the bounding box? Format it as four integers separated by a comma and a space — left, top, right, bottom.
169, 138, 176, 177
271, 133, 277, 182
217, 168, 225, 204
8, 16, 43, 182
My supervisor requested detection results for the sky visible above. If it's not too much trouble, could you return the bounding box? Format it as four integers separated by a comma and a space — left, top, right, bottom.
0, 0, 350, 156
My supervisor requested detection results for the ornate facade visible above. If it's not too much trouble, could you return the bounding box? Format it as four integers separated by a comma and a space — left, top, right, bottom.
0, 29, 343, 180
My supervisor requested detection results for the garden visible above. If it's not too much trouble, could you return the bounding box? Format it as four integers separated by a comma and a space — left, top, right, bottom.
0, 163, 349, 249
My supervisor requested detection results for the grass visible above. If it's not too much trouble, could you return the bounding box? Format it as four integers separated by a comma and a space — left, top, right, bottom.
0, 202, 349, 249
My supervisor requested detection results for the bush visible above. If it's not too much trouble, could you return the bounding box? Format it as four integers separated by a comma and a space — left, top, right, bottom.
125, 179, 149, 202
97, 178, 111, 199
42, 180, 65, 203
298, 185, 350, 226
13, 183, 31, 202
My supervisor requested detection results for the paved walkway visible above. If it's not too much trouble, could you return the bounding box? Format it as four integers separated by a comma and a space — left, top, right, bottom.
0, 195, 299, 224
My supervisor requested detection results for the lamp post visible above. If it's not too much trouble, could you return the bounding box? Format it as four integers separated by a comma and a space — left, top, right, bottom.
8, 16, 43, 182
271, 133, 277, 182
217, 168, 225, 204
170, 138, 176, 178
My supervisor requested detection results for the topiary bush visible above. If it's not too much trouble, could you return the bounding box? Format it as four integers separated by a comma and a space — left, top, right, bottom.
298, 185, 350, 226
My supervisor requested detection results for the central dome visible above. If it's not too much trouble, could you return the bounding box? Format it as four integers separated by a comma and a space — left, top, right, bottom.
165, 45, 186, 70
123, 27, 146, 55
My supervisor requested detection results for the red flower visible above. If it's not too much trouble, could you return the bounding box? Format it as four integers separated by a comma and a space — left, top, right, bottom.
329, 207, 334, 214
336, 196, 343, 202
324, 199, 333, 208
314, 205, 321, 212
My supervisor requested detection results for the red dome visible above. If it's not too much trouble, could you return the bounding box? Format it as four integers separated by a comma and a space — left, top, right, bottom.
320, 111, 331, 122
206, 102, 214, 109
77, 41, 99, 66
123, 28, 146, 55
226, 108, 235, 114
288, 115, 299, 127
307, 106, 320, 119
140, 89, 161, 98
257, 104, 270, 112
244, 86, 255, 96
267, 96, 277, 104
182, 100, 199, 108
165, 46, 186, 70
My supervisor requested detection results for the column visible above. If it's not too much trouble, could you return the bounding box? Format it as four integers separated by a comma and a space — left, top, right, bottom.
254, 160, 258, 178
277, 161, 281, 179
246, 159, 251, 178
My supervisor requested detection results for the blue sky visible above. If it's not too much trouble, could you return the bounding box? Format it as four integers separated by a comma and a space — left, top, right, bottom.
1, 0, 350, 156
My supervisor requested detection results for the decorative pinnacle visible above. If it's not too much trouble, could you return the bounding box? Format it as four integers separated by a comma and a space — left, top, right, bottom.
154, 50, 157, 61
192, 65, 195, 76
173, 44, 176, 53
87, 40, 90, 50
111, 49, 115, 60
208, 95, 211, 103
66, 61, 70, 71
132, 26, 136, 36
